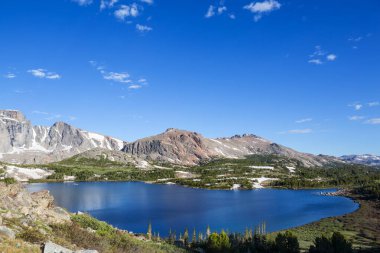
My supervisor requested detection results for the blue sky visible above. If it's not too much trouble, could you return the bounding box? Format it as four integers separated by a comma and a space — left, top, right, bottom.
1, 0, 379, 156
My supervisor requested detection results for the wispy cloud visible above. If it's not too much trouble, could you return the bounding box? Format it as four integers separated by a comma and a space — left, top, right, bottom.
4, 73, 16, 79
368, 101, 379, 107
243, 0, 281, 22
136, 24, 153, 32
308, 46, 337, 65
100, 0, 118, 10
348, 115, 365, 121
32, 110, 62, 121
205, 3, 233, 19
140, 0, 153, 4
103, 72, 131, 83
90, 61, 148, 90
27, 69, 61, 79
348, 102, 363, 111
72, 0, 93, 6
128, 84, 142, 89
205, 5, 216, 18
218, 6, 227, 15
296, 118, 312, 123
280, 129, 313, 134
308, 59, 323, 65
114, 4, 139, 20
365, 118, 380, 125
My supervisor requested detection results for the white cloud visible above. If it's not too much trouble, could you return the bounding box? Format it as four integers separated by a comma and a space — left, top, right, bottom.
308, 46, 336, 65
229, 14, 236, 19
348, 103, 363, 111
100, 0, 118, 10
140, 0, 153, 4
348, 36, 363, 42
365, 118, 380, 125
90, 61, 148, 88
27, 69, 61, 79
128, 84, 142, 89
348, 115, 365, 121
244, 0, 281, 13
4, 73, 16, 79
368, 101, 379, 107
68, 116, 77, 121
326, 54, 337, 61
114, 4, 139, 20
103, 72, 131, 83
32, 110, 50, 115
280, 129, 313, 134
32, 110, 62, 121
308, 59, 323, 65
138, 78, 148, 83
205, 5, 215, 18
72, 0, 93, 6
218, 6, 227, 15
296, 118, 312, 123
136, 24, 153, 32
244, 0, 281, 21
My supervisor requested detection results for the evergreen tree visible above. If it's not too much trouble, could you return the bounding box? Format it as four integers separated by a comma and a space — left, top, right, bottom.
183, 228, 189, 247
147, 222, 152, 240
275, 231, 300, 253
192, 228, 197, 246
309, 232, 353, 253
206, 225, 211, 238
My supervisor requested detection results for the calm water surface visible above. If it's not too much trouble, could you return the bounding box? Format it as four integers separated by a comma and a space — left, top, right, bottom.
26, 182, 358, 236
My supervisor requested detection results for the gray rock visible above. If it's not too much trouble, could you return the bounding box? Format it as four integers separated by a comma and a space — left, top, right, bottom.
0, 110, 125, 164
0, 225, 16, 239
44, 241, 73, 253
43, 241, 98, 253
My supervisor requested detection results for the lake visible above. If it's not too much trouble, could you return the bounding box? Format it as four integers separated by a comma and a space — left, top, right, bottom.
26, 182, 358, 237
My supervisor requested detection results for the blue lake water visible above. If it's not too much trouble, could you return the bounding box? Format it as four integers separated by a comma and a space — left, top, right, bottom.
26, 182, 358, 237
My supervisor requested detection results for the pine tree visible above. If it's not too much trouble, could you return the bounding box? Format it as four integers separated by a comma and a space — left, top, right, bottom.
198, 232, 203, 242
206, 225, 211, 238
192, 228, 197, 246
183, 228, 189, 247
147, 222, 152, 240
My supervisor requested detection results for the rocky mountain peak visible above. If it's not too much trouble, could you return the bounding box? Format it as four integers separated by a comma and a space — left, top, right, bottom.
0, 110, 26, 122
0, 109, 126, 164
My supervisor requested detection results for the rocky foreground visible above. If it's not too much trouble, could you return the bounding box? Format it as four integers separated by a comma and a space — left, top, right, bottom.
0, 182, 183, 253
0, 182, 98, 252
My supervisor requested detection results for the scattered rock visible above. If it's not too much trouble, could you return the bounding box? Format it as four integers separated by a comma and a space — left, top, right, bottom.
43, 241, 99, 253
0, 225, 15, 239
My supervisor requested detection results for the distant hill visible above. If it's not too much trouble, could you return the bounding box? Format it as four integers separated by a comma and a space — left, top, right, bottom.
340, 154, 380, 167
121, 128, 341, 167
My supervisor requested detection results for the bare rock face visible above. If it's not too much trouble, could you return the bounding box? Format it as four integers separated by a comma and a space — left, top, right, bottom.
122, 128, 216, 165
0, 110, 126, 164
122, 129, 338, 167
0, 182, 70, 224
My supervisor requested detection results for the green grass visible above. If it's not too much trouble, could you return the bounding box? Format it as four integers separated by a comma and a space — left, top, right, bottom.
272, 192, 380, 252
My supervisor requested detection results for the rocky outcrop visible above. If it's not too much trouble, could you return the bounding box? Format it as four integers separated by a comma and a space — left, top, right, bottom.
122, 128, 339, 167
43, 241, 98, 253
0, 182, 70, 224
0, 110, 126, 164
122, 128, 216, 165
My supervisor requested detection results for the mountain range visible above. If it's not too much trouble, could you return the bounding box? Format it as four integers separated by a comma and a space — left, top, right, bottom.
0, 109, 377, 167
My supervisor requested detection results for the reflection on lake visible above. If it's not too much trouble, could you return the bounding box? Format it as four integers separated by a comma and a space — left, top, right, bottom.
26, 182, 358, 236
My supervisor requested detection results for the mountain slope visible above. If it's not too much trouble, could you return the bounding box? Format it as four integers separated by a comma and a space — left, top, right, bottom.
0, 110, 125, 164
122, 128, 339, 167
340, 154, 380, 167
